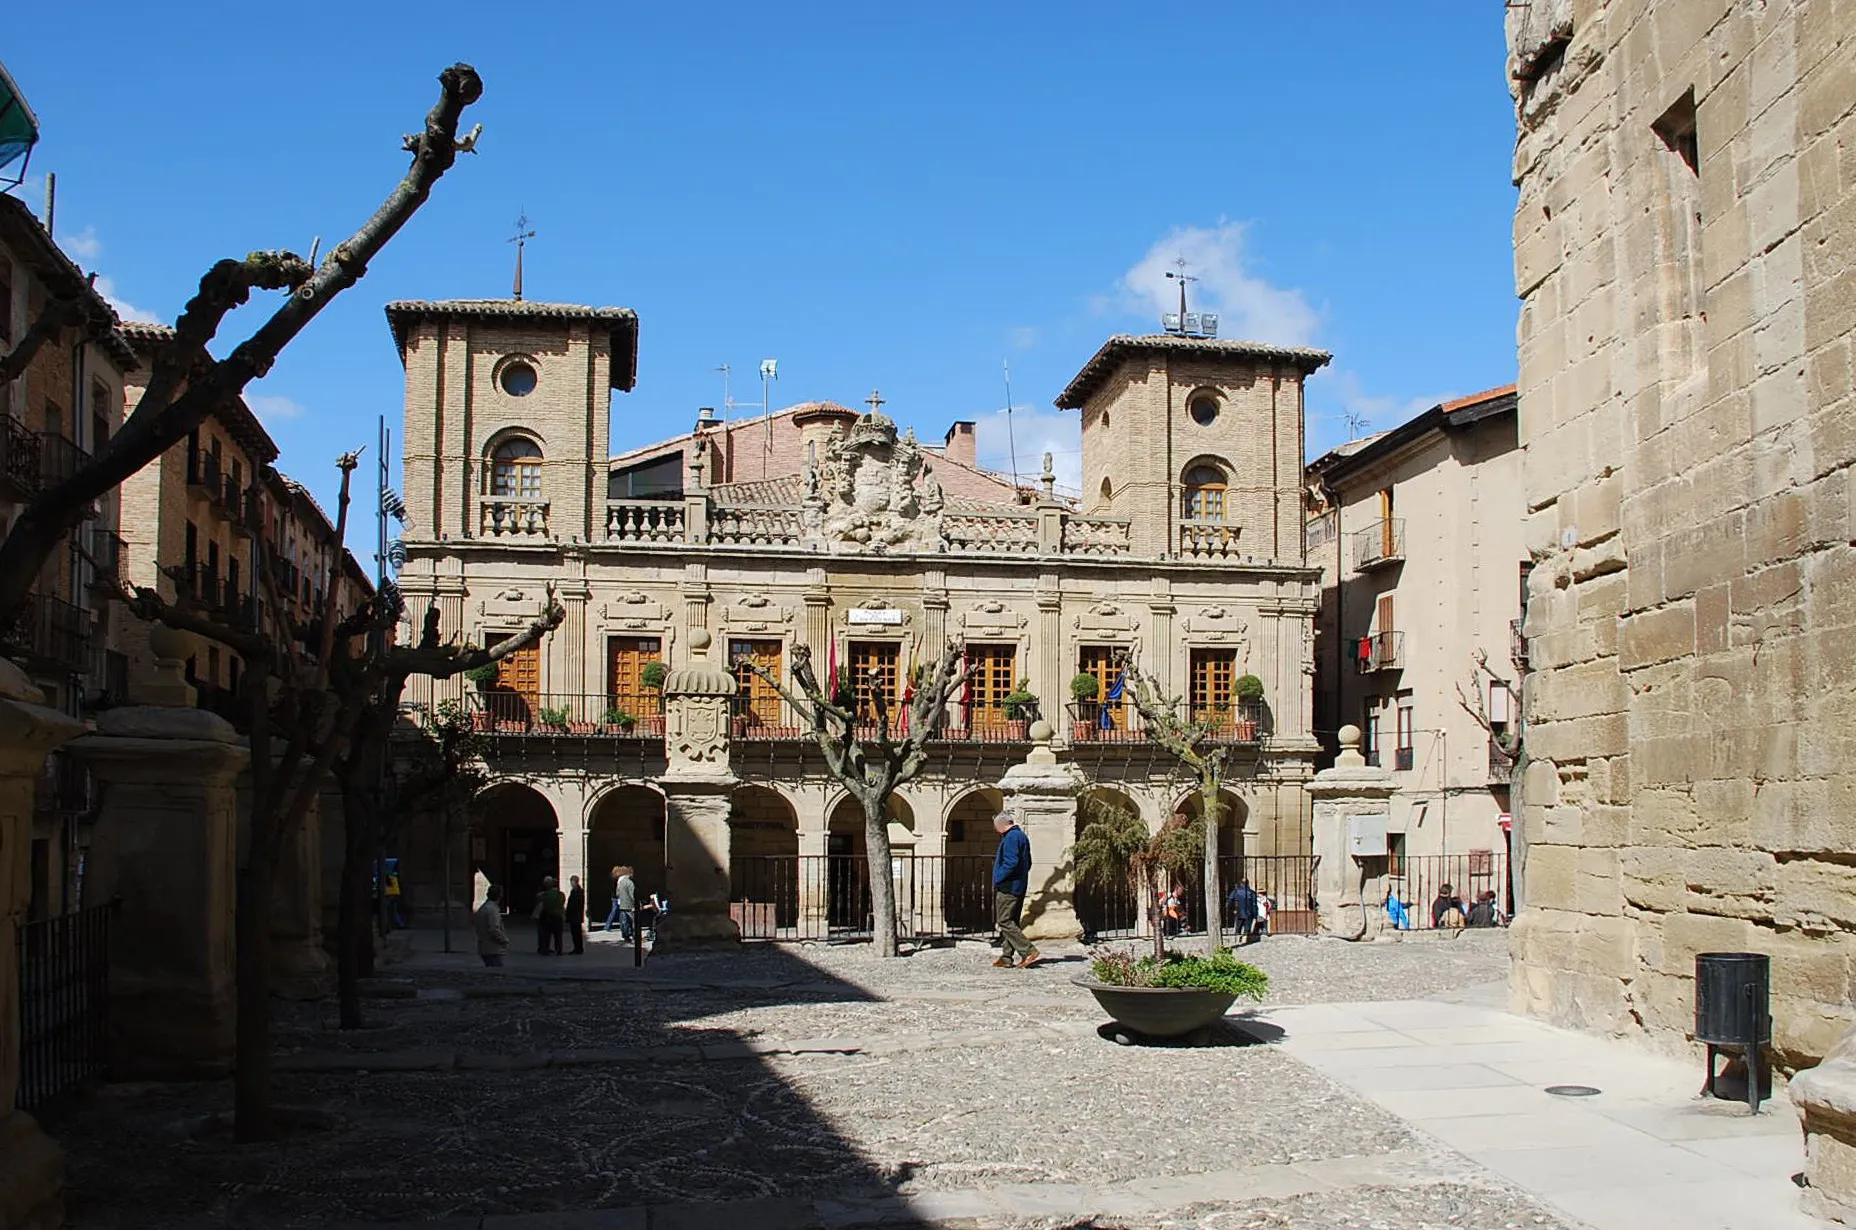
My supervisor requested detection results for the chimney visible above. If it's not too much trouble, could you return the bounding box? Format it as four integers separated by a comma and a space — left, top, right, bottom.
942, 421, 976, 468
695, 406, 721, 431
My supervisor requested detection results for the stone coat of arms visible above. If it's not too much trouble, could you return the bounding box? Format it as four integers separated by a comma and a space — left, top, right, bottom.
802, 412, 945, 553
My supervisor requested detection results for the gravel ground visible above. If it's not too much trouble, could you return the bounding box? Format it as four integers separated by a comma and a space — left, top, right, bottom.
988, 1184, 1569, 1229
58, 931, 1558, 1229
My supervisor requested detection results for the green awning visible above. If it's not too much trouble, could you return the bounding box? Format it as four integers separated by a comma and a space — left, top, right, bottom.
0, 60, 41, 185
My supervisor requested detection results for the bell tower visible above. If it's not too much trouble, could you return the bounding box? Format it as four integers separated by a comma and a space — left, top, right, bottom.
387, 299, 639, 544
1057, 334, 1331, 562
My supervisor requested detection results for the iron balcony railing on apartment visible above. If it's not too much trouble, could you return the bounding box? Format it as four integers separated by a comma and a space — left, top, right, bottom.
186, 453, 221, 494
1185, 701, 1268, 745
0, 592, 91, 675
1354, 630, 1404, 673
1510, 617, 1529, 671
1351, 518, 1406, 571
221, 476, 260, 536
37, 432, 90, 487
467, 691, 668, 738
1, 413, 41, 496
87, 646, 129, 706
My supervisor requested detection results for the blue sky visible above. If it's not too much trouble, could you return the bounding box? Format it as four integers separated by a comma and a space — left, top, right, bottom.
7, 2, 1518, 533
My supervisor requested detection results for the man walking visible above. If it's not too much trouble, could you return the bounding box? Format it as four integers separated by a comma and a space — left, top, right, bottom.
534, 876, 566, 955
991, 810, 1038, 968
565, 875, 587, 954
474, 884, 510, 967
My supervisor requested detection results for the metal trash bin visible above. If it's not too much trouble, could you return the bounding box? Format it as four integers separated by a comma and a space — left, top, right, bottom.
1695, 951, 1771, 1113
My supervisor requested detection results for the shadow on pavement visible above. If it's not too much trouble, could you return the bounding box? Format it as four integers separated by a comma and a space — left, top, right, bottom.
54, 942, 935, 1229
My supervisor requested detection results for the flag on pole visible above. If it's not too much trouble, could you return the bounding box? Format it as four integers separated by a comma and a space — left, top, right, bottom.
899, 644, 917, 736
826, 637, 839, 700
1102, 669, 1125, 730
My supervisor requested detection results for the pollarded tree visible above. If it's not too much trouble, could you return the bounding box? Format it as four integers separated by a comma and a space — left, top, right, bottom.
0, 63, 484, 629
1117, 654, 1230, 952
744, 643, 972, 958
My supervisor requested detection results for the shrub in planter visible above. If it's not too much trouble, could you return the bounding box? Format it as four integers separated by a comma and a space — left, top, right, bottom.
601, 707, 636, 733
1070, 673, 1101, 701
1233, 674, 1265, 703
641, 661, 667, 692
1003, 686, 1039, 723
538, 704, 571, 732
1075, 948, 1269, 1041
1088, 948, 1269, 998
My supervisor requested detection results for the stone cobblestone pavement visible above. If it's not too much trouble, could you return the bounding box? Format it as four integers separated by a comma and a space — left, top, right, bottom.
55, 931, 1581, 1228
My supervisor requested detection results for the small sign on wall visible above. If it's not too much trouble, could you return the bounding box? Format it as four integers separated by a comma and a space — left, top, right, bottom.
848, 608, 904, 625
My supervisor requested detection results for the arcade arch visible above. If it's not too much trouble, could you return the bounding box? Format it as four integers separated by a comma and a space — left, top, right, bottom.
473, 782, 558, 914
587, 784, 666, 918
1074, 787, 1144, 939
943, 788, 1003, 933
730, 785, 799, 935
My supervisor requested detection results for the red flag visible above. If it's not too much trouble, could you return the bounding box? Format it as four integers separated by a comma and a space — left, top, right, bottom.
827, 637, 839, 698
899, 646, 915, 736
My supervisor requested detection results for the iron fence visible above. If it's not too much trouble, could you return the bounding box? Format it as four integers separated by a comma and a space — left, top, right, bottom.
16, 899, 114, 1110
1079, 854, 1320, 942
1384, 850, 1511, 928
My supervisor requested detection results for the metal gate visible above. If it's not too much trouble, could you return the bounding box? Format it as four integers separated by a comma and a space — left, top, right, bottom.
16, 900, 113, 1109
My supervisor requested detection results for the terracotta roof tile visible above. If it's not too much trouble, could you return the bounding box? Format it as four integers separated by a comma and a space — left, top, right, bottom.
1056, 334, 1332, 409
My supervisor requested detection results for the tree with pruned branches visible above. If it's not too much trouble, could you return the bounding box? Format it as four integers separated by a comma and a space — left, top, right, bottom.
743, 643, 972, 958
1116, 654, 1230, 953
0, 62, 483, 631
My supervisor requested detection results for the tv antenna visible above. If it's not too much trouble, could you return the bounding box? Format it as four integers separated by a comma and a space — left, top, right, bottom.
508, 212, 536, 301
1344, 408, 1372, 438
1160, 256, 1217, 336
1003, 359, 1020, 493
758, 359, 778, 478
713, 363, 733, 417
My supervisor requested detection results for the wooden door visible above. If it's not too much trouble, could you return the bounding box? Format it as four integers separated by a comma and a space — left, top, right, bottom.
493, 641, 541, 727
1189, 648, 1236, 726
848, 640, 900, 727
730, 638, 784, 728
606, 636, 661, 717
965, 643, 1016, 730
1378, 487, 1395, 555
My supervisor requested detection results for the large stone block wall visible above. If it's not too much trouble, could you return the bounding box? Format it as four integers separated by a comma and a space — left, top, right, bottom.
1508, 0, 1856, 1066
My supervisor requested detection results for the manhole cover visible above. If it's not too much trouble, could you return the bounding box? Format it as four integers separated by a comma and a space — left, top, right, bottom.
1545, 1084, 1602, 1097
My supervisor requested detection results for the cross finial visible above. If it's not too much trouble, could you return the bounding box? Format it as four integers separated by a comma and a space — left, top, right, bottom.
507, 211, 537, 301
865, 389, 885, 415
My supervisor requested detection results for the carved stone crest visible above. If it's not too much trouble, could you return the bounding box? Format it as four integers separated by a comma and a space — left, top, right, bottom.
720, 593, 796, 633
801, 413, 946, 554
1181, 605, 1250, 657
1074, 599, 1134, 636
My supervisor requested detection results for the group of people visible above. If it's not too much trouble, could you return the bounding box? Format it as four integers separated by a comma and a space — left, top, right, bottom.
1384, 881, 1508, 930
469, 866, 668, 966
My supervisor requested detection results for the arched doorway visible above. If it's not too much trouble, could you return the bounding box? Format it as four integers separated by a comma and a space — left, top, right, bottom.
473, 782, 558, 915
943, 788, 1002, 934
587, 785, 666, 923
1172, 788, 1247, 933
1075, 788, 1144, 940
825, 794, 914, 934
729, 786, 798, 937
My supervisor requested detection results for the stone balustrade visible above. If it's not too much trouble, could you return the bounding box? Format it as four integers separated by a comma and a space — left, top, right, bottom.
710, 505, 803, 547
605, 499, 687, 543
1060, 514, 1132, 557
479, 496, 549, 539
1179, 521, 1241, 559
943, 511, 1040, 554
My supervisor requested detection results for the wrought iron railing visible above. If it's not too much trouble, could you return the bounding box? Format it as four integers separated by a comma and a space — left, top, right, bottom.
1510, 617, 1529, 670
37, 432, 90, 487
467, 690, 666, 737
1, 413, 40, 494
1355, 630, 1404, 673
16, 899, 115, 1110
1382, 850, 1510, 928
0, 591, 90, 674
1352, 518, 1406, 570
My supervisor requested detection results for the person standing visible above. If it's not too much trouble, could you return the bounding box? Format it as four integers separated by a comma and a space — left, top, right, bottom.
565, 875, 587, 954
1227, 880, 1260, 944
474, 885, 510, 967
609, 865, 638, 940
990, 810, 1038, 969
603, 865, 626, 932
533, 876, 566, 954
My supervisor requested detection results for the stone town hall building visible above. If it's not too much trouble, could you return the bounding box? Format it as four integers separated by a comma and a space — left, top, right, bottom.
388, 296, 1328, 936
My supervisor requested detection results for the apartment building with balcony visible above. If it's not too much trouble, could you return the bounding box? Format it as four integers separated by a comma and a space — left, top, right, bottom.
389, 298, 1327, 931
1305, 385, 1524, 897
0, 191, 138, 919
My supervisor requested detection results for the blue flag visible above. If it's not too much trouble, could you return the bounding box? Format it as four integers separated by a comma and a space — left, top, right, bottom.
1101, 671, 1124, 729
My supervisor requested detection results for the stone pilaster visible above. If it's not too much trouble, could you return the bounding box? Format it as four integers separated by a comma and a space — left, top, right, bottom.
72, 705, 248, 1080
0, 660, 84, 1230
997, 720, 1086, 943
654, 628, 739, 949
557, 577, 590, 697
803, 573, 831, 658
1305, 725, 1397, 939
1035, 579, 1061, 731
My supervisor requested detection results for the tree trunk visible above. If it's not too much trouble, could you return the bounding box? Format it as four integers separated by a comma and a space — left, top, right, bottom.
861, 793, 900, 959
233, 843, 278, 1142
1201, 785, 1224, 952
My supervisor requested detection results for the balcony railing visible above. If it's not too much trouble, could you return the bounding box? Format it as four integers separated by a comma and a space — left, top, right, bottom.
1065, 701, 1142, 743
467, 690, 667, 737
1510, 617, 1529, 671
1489, 737, 1517, 784
1185, 700, 1268, 745
37, 432, 91, 487
1, 592, 90, 675
604, 499, 685, 543
1179, 521, 1241, 560
187, 453, 222, 493
1, 414, 41, 495
1352, 518, 1406, 570
478, 496, 549, 539
84, 528, 126, 590
221, 477, 260, 536
1355, 630, 1404, 673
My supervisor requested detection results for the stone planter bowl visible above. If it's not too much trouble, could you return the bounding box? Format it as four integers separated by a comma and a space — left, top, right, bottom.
1071, 976, 1237, 1040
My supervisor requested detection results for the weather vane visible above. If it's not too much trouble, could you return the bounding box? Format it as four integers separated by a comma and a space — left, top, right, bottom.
508, 212, 536, 301
1164, 255, 1197, 317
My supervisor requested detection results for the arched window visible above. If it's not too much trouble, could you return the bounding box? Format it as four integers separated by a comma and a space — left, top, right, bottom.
1182, 463, 1227, 522
489, 437, 543, 499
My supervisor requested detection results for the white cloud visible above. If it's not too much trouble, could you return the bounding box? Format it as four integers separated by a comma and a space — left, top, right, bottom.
1008, 325, 1040, 350
1119, 222, 1320, 347
59, 225, 102, 262
91, 275, 160, 324
246, 392, 307, 423
972, 404, 1082, 494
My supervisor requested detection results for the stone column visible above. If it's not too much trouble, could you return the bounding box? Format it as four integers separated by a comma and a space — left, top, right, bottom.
653, 628, 739, 949
270, 779, 332, 1000
0, 660, 84, 1230
997, 719, 1086, 943
1306, 725, 1397, 939
71, 632, 247, 1079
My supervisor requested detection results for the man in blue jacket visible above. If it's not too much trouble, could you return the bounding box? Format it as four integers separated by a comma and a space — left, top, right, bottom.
991, 810, 1038, 968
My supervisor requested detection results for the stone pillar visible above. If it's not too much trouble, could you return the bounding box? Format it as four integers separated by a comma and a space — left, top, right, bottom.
997, 719, 1085, 943
270, 780, 332, 1000
1792, 1025, 1856, 1224
1306, 725, 1397, 939
0, 660, 84, 1230
653, 628, 739, 949
72, 637, 247, 1079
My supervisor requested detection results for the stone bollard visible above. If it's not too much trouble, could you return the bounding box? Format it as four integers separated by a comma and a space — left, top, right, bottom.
998, 719, 1086, 944
1306, 724, 1397, 939
71, 694, 248, 1080
652, 629, 740, 949
0, 659, 85, 1230
1791, 1025, 1856, 1224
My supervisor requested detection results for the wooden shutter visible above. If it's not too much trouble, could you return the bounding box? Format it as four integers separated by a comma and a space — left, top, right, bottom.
1189, 648, 1236, 722
729, 639, 784, 727
849, 641, 900, 726
1376, 593, 1395, 633
605, 636, 661, 714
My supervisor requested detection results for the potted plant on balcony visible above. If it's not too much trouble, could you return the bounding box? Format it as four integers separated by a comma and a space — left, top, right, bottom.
601, 706, 636, 735
463, 662, 499, 730
1069, 672, 1101, 743
1233, 674, 1264, 742
1003, 684, 1039, 740
639, 660, 667, 735
537, 704, 571, 734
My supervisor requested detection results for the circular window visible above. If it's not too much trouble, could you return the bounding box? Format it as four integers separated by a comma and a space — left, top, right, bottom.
1099, 477, 1113, 500
1188, 393, 1220, 426
499, 360, 538, 397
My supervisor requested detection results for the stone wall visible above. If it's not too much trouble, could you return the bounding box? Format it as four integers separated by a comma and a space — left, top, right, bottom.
1507, 0, 1856, 1067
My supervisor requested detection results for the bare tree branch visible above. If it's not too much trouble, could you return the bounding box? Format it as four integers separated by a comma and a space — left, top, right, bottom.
0, 293, 110, 385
